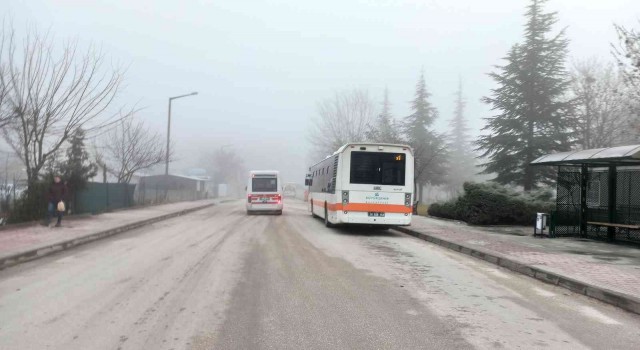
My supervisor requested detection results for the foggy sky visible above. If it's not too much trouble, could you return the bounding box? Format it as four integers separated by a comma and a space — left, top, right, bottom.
2, 0, 638, 183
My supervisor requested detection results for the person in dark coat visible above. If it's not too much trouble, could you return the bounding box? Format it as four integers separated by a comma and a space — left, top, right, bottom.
46, 176, 67, 227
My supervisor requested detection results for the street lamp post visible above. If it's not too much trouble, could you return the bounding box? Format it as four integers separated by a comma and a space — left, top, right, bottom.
214, 144, 233, 184
215, 144, 234, 198
165, 92, 198, 175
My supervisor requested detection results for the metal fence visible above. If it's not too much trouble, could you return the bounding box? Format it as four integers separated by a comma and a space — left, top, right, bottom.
0, 176, 210, 223
554, 167, 640, 243
0, 179, 27, 223
591, 169, 640, 242
554, 168, 581, 237
73, 182, 136, 214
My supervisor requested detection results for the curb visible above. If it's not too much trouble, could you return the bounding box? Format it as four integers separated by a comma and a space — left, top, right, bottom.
394, 226, 640, 315
0, 203, 215, 271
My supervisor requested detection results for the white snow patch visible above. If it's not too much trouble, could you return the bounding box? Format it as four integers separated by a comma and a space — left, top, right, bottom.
579, 306, 621, 325
405, 309, 419, 316
483, 268, 510, 279
532, 287, 556, 298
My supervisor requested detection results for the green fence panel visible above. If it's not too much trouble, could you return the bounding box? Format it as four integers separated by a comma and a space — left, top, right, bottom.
75, 182, 136, 214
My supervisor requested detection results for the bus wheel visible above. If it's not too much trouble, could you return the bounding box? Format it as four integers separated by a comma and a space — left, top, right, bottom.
324, 206, 334, 228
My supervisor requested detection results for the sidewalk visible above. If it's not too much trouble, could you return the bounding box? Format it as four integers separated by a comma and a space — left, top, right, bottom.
0, 200, 216, 269
396, 215, 640, 314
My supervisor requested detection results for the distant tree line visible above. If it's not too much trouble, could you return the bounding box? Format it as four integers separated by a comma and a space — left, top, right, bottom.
309, 72, 471, 202
0, 22, 170, 220
310, 0, 640, 196
0, 22, 169, 185
479, 0, 640, 191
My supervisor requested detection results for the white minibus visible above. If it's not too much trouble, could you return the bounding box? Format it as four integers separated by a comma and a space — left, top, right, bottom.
246, 170, 283, 215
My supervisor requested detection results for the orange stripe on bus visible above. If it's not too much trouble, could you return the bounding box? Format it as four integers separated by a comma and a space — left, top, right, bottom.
342, 203, 412, 213
311, 199, 411, 213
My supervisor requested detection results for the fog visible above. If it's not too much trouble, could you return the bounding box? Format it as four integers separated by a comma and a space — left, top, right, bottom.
3, 0, 638, 184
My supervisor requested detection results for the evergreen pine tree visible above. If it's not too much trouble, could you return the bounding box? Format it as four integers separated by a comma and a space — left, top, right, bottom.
477, 0, 574, 191
60, 128, 98, 209
367, 88, 401, 143
403, 71, 448, 200
446, 79, 475, 195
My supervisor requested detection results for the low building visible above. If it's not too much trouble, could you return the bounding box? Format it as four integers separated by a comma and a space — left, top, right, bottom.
135, 174, 209, 204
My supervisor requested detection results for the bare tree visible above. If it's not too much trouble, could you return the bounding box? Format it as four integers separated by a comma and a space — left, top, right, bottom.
613, 21, 640, 94
571, 58, 631, 148
209, 147, 245, 196
0, 25, 125, 185
105, 117, 165, 184
90, 141, 108, 183
0, 22, 15, 128
309, 89, 376, 159
613, 21, 640, 139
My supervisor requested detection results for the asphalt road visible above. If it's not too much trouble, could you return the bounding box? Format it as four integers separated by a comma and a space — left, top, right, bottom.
1, 200, 640, 349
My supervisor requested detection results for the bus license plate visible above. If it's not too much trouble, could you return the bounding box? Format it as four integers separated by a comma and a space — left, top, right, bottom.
368, 212, 385, 217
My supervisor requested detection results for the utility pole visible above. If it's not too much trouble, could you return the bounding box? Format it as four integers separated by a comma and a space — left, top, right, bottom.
165, 92, 198, 175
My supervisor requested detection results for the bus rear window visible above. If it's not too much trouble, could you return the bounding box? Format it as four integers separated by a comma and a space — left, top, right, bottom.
350, 152, 406, 186
252, 177, 278, 192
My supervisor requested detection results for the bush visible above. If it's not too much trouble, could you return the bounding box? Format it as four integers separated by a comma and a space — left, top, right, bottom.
427, 182, 554, 225
8, 182, 49, 224
428, 201, 457, 220
415, 203, 430, 216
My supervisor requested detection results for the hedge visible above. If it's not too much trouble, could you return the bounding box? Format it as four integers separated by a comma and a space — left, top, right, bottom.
9, 181, 50, 224
428, 182, 554, 225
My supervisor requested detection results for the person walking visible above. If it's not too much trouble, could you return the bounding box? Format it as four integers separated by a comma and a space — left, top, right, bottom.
46, 176, 67, 227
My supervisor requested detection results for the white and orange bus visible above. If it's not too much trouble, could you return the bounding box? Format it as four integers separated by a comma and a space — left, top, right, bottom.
305, 143, 414, 227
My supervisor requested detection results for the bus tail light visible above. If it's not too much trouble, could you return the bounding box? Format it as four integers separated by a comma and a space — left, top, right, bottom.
248, 195, 252, 203
404, 193, 412, 207
275, 194, 282, 204
342, 191, 349, 205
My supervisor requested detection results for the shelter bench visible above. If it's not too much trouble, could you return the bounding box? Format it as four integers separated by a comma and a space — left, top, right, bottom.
587, 221, 640, 230
587, 221, 640, 240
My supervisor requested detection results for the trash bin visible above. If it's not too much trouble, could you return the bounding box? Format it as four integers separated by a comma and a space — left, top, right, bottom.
534, 212, 550, 237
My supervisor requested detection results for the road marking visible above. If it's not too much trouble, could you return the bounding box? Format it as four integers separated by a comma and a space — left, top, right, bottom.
579, 306, 621, 325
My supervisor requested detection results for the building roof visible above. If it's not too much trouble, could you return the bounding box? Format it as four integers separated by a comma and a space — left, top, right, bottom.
530, 145, 640, 167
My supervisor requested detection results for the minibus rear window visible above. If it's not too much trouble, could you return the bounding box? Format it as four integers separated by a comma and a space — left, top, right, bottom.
252, 177, 278, 192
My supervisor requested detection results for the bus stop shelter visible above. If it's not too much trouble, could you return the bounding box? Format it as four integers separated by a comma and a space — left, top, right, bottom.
530, 144, 640, 243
